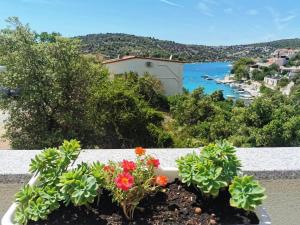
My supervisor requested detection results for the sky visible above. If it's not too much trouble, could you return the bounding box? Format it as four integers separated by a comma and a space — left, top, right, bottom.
0, 0, 299, 46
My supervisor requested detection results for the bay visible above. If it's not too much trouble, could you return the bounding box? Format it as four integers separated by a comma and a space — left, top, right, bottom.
183, 62, 239, 98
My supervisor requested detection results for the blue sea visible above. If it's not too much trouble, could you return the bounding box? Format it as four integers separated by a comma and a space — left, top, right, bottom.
183, 62, 239, 98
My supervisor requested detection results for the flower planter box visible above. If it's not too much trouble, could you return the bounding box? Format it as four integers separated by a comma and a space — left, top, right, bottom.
1, 167, 271, 225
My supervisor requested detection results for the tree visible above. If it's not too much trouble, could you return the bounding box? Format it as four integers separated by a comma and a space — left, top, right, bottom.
0, 18, 174, 149
36, 32, 61, 43
251, 69, 265, 81
88, 77, 173, 148
0, 17, 108, 149
278, 77, 289, 87
232, 58, 254, 80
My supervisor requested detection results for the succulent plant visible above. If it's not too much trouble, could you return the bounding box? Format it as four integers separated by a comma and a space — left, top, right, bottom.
201, 141, 241, 183
14, 186, 60, 224
176, 152, 200, 186
177, 141, 241, 197
58, 163, 99, 206
14, 140, 82, 225
29, 139, 81, 186
193, 160, 228, 197
229, 175, 266, 211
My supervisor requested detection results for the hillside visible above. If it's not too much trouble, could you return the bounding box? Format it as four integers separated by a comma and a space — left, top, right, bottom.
76, 33, 300, 62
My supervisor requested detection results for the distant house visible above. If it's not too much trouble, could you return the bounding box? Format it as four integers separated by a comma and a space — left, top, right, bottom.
268, 57, 288, 66
271, 48, 300, 59
267, 48, 300, 66
280, 66, 300, 73
264, 76, 280, 88
103, 56, 183, 96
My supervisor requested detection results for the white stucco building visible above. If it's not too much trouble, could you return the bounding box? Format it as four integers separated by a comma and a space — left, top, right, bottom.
264, 76, 280, 88
103, 56, 183, 96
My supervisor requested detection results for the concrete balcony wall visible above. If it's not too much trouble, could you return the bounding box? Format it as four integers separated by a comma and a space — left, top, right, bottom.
0, 147, 299, 183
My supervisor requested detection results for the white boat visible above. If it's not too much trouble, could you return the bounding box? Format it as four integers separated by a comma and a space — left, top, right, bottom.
240, 94, 253, 98
226, 95, 235, 98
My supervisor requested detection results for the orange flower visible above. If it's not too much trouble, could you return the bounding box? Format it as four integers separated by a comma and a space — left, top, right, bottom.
147, 158, 160, 168
155, 175, 168, 187
135, 147, 146, 156
104, 165, 114, 174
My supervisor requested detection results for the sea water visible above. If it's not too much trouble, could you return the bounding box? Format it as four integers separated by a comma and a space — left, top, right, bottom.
183, 62, 239, 98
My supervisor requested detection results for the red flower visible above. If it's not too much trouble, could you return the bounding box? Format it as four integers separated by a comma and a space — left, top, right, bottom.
121, 160, 136, 172
155, 176, 168, 187
104, 165, 114, 173
135, 147, 146, 156
115, 172, 134, 191
147, 158, 160, 168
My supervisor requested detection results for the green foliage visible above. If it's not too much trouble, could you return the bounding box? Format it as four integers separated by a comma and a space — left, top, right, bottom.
0, 18, 108, 149
192, 160, 228, 197
278, 77, 289, 87
251, 63, 280, 81
260, 85, 275, 95
251, 69, 266, 81
169, 86, 300, 147
58, 163, 99, 206
0, 18, 172, 149
36, 31, 61, 43
232, 58, 254, 80
201, 142, 241, 183
286, 52, 300, 67
176, 152, 200, 186
229, 176, 266, 211
90, 161, 106, 184
14, 186, 60, 224
176, 142, 241, 197
14, 140, 81, 224
169, 88, 235, 147
88, 75, 172, 148
29, 140, 81, 186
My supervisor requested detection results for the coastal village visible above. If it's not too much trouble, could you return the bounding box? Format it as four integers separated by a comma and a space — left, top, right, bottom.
215, 48, 300, 100
101, 47, 300, 102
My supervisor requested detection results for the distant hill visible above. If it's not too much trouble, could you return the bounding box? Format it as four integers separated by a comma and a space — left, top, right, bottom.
75, 33, 300, 62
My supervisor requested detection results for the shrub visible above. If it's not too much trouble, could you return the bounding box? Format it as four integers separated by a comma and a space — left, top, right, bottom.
278, 77, 289, 87
229, 176, 266, 211
88, 78, 172, 148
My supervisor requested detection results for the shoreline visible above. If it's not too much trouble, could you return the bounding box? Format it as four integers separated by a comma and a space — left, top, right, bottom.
217, 75, 261, 99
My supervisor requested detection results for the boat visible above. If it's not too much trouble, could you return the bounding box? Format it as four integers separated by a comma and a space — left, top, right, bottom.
240, 94, 252, 98
226, 95, 235, 99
